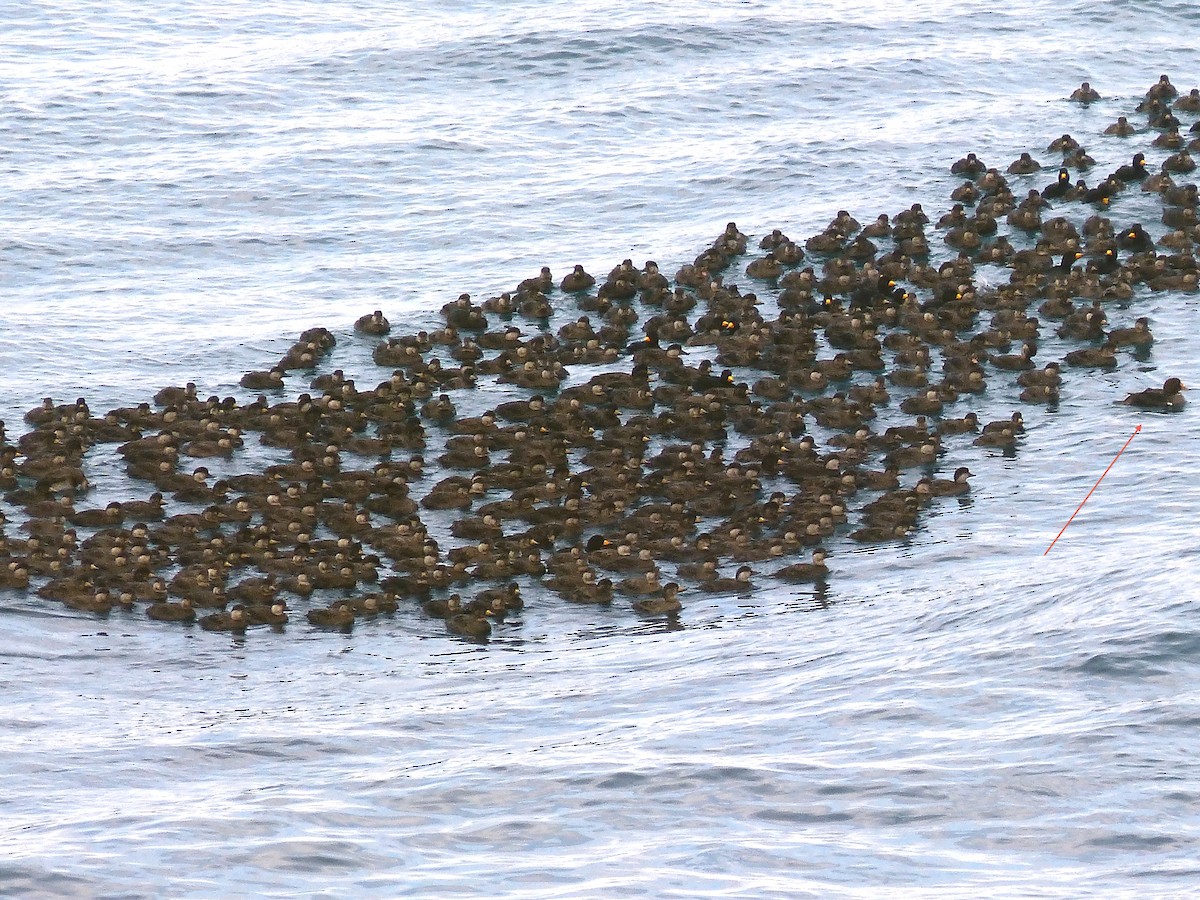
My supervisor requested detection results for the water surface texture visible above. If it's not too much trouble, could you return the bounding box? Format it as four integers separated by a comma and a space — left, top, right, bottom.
3, 1, 1200, 896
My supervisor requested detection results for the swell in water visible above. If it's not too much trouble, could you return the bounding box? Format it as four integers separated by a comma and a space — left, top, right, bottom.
3, 1, 1200, 895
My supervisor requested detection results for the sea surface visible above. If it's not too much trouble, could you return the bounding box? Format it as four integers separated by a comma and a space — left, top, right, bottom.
3, 1, 1200, 896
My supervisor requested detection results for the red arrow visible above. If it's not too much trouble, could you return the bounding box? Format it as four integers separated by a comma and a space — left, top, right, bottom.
1044, 424, 1141, 555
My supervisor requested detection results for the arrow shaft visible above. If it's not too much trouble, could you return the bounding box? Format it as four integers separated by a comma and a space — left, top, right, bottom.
1044, 426, 1140, 555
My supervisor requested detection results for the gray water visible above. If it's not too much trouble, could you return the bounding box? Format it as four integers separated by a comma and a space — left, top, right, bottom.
3, 1, 1200, 896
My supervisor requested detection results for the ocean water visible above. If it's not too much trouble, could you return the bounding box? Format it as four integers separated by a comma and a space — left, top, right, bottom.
3, 1, 1200, 895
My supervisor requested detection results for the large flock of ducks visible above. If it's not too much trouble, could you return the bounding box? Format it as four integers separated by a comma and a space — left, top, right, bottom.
1, 78, 1195, 641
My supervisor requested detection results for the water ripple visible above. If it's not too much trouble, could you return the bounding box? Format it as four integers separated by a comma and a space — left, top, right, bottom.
3, 0, 1200, 895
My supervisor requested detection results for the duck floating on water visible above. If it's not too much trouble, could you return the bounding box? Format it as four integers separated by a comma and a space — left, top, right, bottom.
1122, 378, 1185, 410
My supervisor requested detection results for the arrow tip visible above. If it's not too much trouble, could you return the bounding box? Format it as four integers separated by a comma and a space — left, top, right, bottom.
1135, 424, 1142, 433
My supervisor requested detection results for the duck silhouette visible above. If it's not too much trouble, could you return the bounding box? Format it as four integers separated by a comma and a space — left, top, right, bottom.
1123, 377, 1185, 409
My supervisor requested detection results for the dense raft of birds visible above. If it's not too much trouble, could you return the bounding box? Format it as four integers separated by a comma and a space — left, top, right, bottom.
1, 77, 1195, 641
